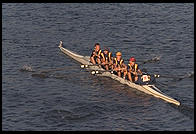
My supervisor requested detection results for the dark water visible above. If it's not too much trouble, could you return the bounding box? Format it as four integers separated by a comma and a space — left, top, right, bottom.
2, 3, 194, 131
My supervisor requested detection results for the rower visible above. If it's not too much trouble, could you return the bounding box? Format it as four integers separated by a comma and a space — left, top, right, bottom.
127, 57, 142, 82
113, 52, 127, 79
90, 43, 102, 65
100, 47, 113, 70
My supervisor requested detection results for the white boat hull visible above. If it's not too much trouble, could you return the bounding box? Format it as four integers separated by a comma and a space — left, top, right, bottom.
59, 41, 180, 106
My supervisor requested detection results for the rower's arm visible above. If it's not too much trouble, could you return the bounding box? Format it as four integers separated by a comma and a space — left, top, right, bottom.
113, 63, 120, 71
91, 51, 96, 57
122, 63, 127, 69
136, 64, 142, 74
138, 69, 142, 75
100, 56, 105, 62
109, 59, 113, 64
113, 63, 117, 68
101, 54, 106, 62
93, 51, 98, 56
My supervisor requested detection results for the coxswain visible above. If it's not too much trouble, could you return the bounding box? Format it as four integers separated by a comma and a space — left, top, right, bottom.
113, 52, 127, 79
127, 57, 142, 82
100, 47, 113, 70
90, 43, 102, 65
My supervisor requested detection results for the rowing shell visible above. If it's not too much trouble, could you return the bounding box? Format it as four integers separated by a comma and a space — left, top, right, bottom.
58, 41, 180, 106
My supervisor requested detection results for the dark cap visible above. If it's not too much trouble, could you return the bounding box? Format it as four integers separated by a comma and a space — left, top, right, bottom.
94, 43, 100, 47
103, 47, 109, 51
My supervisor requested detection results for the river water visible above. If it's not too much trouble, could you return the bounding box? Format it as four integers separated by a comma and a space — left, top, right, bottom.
2, 3, 194, 131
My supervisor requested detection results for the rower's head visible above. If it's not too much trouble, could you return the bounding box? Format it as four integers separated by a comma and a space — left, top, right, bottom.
103, 47, 109, 54
129, 57, 136, 65
116, 52, 122, 60
94, 43, 100, 51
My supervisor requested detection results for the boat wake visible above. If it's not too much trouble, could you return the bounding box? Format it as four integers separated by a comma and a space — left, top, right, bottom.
184, 71, 194, 79
19, 64, 77, 79
31, 73, 49, 78
142, 56, 161, 64
172, 71, 194, 81
156, 71, 194, 88
174, 104, 194, 120
43, 108, 94, 125
19, 64, 34, 72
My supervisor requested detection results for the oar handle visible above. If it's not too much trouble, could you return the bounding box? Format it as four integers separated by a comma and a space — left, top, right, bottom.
81, 64, 89, 68
91, 70, 114, 75
154, 74, 160, 78
91, 70, 99, 74
80, 63, 111, 68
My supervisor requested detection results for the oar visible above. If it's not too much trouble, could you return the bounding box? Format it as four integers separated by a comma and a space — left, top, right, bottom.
20, 65, 70, 73
140, 56, 161, 65
31, 67, 70, 78
82, 56, 160, 69
39, 67, 70, 73
20, 65, 72, 78
81, 56, 161, 69
81, 64, 96, 68
124, 56, 161, 65
149, 72, 194, 81
91, 70, 114, 75
141, 74, 182, 79
80, 63, 110, 68
89, 69, 181, 80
